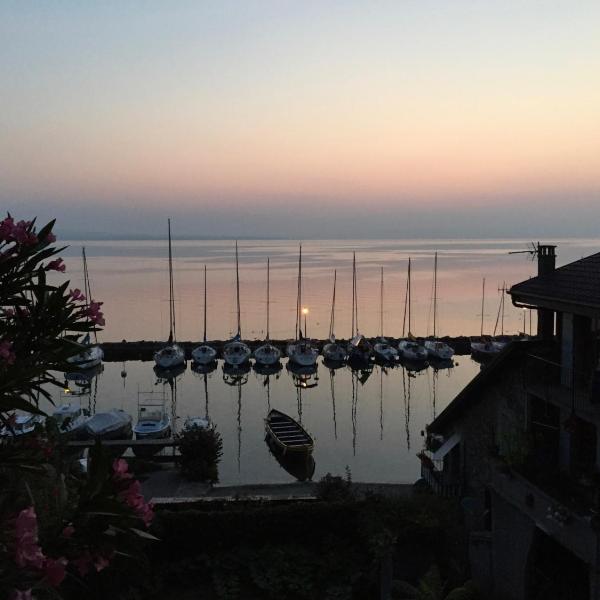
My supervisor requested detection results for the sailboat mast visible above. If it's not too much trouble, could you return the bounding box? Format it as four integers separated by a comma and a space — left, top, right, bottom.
167, 219, 175, 343
480, 277, 486, 337
501, 282, 505, 336
235, 241, 241, 337
266, 258, 270, 340
407, 257, 412, 336
203, 265, 207, 343
380, 266, 384, 338
82, 247, 97, 343
433, 252, 438, 338
296, 245, 302, 339
329, 269, 337, 339
354, 253, 359, 336
351, 253, 356, 337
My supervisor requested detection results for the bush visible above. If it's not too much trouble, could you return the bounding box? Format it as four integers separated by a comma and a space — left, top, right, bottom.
316, 469, 353, 501
177, 426, 223, 482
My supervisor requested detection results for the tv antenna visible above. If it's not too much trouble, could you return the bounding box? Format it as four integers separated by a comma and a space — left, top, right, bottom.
508, 242, 539, 261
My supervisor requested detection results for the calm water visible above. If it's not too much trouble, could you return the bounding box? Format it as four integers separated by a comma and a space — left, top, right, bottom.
57, 238, 599, 342
50, 358, 479, 485
46, 238, 599, 485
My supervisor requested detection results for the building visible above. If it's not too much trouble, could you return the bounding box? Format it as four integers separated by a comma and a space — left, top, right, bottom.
420, 245, 600, 600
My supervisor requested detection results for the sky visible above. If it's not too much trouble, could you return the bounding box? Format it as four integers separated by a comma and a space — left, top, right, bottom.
1, 1, 600, 239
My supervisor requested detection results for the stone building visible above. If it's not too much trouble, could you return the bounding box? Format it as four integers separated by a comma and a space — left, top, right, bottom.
420, 246, 600, 600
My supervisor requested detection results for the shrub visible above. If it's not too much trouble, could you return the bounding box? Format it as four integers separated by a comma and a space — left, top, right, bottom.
177, 426, 223, 482
316, 469, 353, 502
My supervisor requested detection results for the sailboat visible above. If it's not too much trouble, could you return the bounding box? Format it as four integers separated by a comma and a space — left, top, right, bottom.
322, 269, 347, 364
373, 267, 399, 363
346, 253, 373, 369
184, 372, 214, 432
67, 248, 104, 369
223, 241, 252, 368
492, 282, 509, 352
470, 277, 498, 357
254, 258, 282, 366
424, 252, 454, 360
154, 219, 186, 370
286, 245, 319, 367
398, 257, 428, 362
192, 265, 218, 366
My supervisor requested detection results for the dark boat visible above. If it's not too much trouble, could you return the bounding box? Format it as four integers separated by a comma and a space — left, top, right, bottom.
265, 409, 313, 453
265, 435, 316, 481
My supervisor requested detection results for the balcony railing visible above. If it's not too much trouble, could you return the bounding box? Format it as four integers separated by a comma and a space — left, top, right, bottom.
420, 462, 462, 497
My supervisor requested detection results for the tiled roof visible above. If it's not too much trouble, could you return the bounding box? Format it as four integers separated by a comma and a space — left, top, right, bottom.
509, 252, 600, 314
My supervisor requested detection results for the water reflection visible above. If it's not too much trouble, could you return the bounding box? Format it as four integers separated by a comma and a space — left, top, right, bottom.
49, 357, 481, 485
265, 435, 316, 482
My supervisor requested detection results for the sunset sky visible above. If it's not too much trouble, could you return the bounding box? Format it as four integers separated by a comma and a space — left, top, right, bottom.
1, 1, 599, 238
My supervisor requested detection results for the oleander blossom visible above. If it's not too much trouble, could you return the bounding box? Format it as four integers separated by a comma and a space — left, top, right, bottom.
69, 288, 86, 302
112, 460, 154, 526
0, 339, 16, 365
14, 507, 45, 569
0, 216, 38, 246
46, 258, 65, 272
85, 300, 105, 326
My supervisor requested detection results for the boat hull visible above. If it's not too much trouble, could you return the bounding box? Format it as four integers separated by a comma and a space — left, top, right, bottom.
398, 340, 428, 362
154, 344, 186, 369
67, 345, 104, 369
254, 343, 282, 366
265, 409, 314, 453
322, 342, 346, 363
424, 340, 455, 360
223, 340, 252, 366
287, 342, 319, 366
191, 344, 217, 365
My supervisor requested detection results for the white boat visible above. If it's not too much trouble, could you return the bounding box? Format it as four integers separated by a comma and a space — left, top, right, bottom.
398, 257, 428, 362
1, 413, 45, 437
424, 252, 454, 360
154, 219, 186, 370
346, 253, 373, 368
223, 242, 252, 367
287, 245, 319, 367
322, 270, 347, 363
255, 258, 282, 366
470, 278, 501, 357
52, 403, 90, 437
67, 248, 104, 369
133, 394, 171, 441
192, 265, 218, 366
82, 409, 132, 440
373, 267, 398, 363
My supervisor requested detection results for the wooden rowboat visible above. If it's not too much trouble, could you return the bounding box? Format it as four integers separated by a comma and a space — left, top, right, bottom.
265, 409, 313, 453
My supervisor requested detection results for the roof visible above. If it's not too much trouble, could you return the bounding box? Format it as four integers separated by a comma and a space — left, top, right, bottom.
427, 342, 533, 434
509, 252, 600, 317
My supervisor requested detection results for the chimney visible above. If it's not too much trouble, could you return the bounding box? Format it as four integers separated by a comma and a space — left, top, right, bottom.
538, 244, 556, 277
537, 244, 557, 338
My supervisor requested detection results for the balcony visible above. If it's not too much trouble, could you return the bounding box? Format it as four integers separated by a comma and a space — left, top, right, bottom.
524, 353, 600, 421
420, 460, 462, 497
491, 461, 599, 565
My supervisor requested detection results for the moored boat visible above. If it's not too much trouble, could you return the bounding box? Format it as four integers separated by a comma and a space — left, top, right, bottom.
265, 409, 313, 453
82, 409, 132, 441
322, 270, 347, 364
52, 403, 90, 437
373, 267, 398, 363
192, 265, 218, 366
1, 413, 45, 438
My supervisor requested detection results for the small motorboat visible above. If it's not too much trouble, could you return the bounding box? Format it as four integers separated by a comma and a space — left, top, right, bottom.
266, 435, 316, 481
52, 403, 90, 437
424, 339, 455, 360
265, 409, 314, 454
133, 400, 171, 457
82, 409, 132, 441
1, 413, 45, 438
373, 337, 398, 363
398, 339, 428, 362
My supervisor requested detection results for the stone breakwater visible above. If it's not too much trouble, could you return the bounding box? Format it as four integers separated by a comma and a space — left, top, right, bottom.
99, 336, 527, 362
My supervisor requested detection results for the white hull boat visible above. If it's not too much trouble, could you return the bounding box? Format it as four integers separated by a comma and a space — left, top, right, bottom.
67, 341, 104, 369
322, 341, 346, 363
425, 339, 454, 360
183, 416, 213, 431
254, 342, 282, 366
52, 403, 90, 437
287, 341, 319, 367
82, 409, 132, 440
191, 344, 217, 365
373, 339, 398, 363
471, 338, 500, 356
224, 337, 252, 366
398, 340, 428, 362
154, 344, 186, 369
1, 413, 45, 438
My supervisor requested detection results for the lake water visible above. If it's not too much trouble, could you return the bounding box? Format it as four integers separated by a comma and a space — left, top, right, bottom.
47, 238, 599, 485
57, 238, 599, 342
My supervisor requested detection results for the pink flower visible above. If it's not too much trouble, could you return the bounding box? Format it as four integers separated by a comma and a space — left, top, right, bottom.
0, 340, 16, 365
118, 479, 154, 526
44, 556, 68, 586
112, 458, 133, 480
10, 589, 32, 600
69, 288, 86, 302
94, 554, 110, 572
46, 258, 65, 272
4, 308, 15, 317
0, 216, 16, 241
85, 300, 105, 326
14, 507, 45, 569
46, 232, 56, 243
